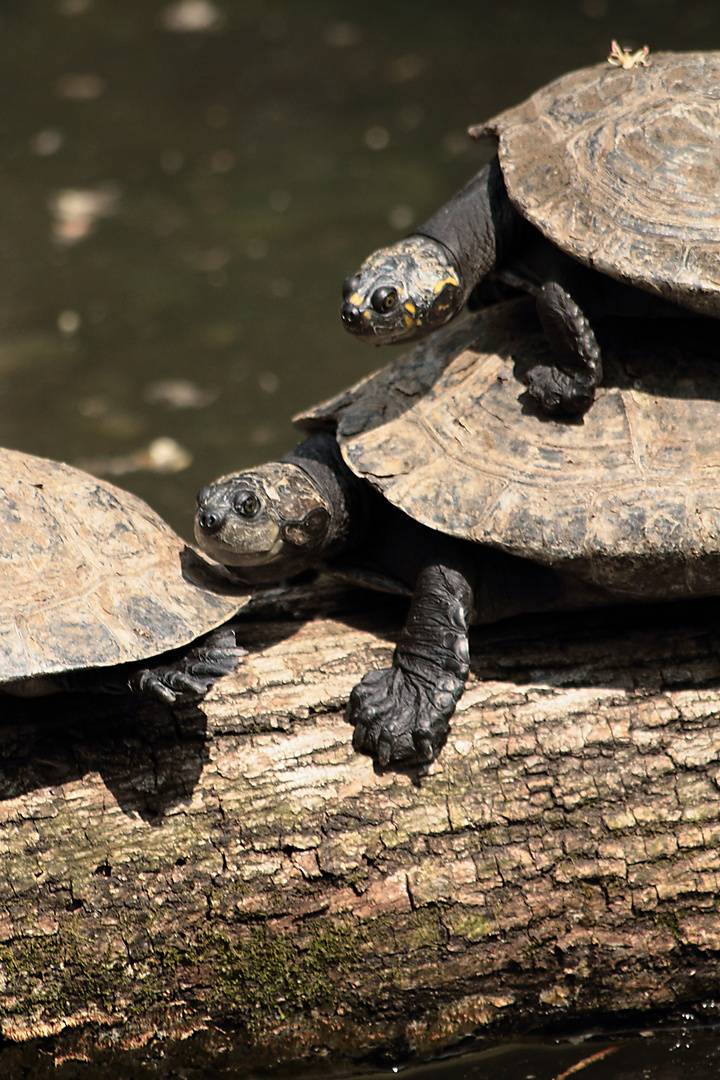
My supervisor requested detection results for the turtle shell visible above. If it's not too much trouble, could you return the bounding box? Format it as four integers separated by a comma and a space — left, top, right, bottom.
0, 449, 246, 683
470, 51, 720, 317
295, 299, 720, 601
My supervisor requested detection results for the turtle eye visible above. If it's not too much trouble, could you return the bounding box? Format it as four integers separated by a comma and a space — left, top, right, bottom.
371, 286, 398, 314
343, 275, 361, 300
234, 491, 261, 518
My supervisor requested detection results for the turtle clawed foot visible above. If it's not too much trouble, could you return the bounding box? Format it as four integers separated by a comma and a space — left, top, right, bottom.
530, 281, 602, 416
348, 666, 453, 769
524, 364, 597, 416
131, 626, 246, 704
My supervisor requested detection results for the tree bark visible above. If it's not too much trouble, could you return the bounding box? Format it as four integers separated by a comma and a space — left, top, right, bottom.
1, 579, 720, 1073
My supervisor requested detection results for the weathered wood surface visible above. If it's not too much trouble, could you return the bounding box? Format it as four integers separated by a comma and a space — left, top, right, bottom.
2, 579, 720, 1073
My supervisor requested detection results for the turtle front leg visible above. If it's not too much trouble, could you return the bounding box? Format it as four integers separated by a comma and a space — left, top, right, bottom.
59, 626, 245, 703
129, 626, 245, 704
349, 561, 474, 772
526, 281, 603, 416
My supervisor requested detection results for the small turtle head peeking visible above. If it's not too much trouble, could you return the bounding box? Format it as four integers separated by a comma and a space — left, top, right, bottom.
195, 462, 331, 584
341, 235, 463, 343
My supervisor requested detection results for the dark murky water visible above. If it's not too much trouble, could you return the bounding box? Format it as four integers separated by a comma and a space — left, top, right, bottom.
244, 1015, 720, 1080
317, 1022, 720, 1080
2, 0, 720, 537
2, 0, 720, 1075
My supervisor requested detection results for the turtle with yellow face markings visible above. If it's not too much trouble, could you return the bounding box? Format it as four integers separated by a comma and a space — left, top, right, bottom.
342, 235, 462, 340
341, 50, 720, 418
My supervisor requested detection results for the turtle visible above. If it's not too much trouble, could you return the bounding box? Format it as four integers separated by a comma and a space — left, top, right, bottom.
1, 447, 247, 702
340, 49, 720, 417
195, 297, 720, 771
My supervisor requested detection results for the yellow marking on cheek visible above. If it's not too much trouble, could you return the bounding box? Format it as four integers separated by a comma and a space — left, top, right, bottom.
349, 293, 363, 306
403, 301, 416, 315
404, 314, 415, 329
433, 277, 459, 294
362, 310, 372, 320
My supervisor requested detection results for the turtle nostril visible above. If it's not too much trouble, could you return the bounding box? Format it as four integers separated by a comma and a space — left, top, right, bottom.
198, 509, 224, 534
341, 303, 362, 326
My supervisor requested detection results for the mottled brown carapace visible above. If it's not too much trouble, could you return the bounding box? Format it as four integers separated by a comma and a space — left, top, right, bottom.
474, 50, 720, 317
0, 449, 243, 683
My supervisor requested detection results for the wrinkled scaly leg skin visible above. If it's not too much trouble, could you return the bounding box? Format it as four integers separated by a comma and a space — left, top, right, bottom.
58, 626, 245, 704
349, 563, 473, 774
526, 281, 603, 416
129, 626, 245, 704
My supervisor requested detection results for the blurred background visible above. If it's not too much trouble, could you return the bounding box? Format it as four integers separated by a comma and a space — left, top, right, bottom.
1, 0, 720, 538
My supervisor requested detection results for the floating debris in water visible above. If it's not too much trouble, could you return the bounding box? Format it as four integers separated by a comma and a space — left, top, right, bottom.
551, 1046, 618, 1080
32, 129, 64, 156
144, 437, 193, 472
56, 73, 105, 100
257, 372, 279, 394
365, 126, 389, 151
79, 437, 193, 477
58, 310, 81, 335
49, 184, 120, 245
161, 0, 222, 33
195, 247, 232, 273
143, 379, 218, 410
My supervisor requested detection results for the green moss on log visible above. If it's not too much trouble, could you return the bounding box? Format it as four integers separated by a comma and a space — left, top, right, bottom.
200, 921, 360, 1028
0, 921, 129, 1019
0, 915, 365, 1037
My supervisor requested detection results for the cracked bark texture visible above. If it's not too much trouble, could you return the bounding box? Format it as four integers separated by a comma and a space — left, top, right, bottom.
1, 580, 720, 1074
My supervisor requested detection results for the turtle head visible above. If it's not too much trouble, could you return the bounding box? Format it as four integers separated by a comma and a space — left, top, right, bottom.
341, 235, 464, 344
194, 462, 332, 585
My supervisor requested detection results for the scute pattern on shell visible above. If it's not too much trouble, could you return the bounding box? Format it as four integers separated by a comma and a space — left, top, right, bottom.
295, 300, 720, 599
0, 449, 244, 682
471, 51, 720, 316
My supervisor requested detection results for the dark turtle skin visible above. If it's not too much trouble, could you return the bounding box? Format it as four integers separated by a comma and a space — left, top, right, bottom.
196, 299, 720, 772
341, 51, 720, 417
1, 448, 246, 704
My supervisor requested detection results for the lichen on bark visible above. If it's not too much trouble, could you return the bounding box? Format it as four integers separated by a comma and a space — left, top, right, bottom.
1, 585, 720, 1073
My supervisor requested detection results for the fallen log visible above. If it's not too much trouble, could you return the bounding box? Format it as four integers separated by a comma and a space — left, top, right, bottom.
1, 578, 720, 1073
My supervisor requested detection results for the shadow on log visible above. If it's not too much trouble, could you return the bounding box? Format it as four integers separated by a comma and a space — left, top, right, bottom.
1, 577, 720, 1074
